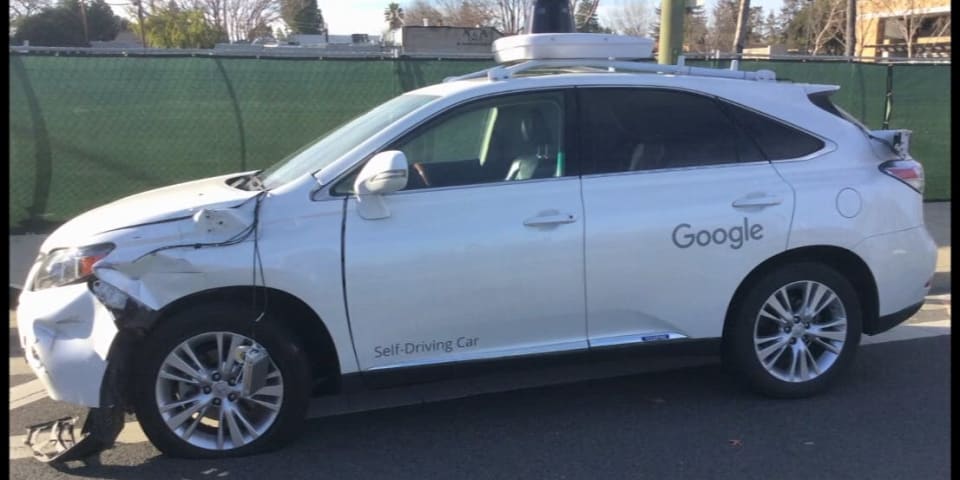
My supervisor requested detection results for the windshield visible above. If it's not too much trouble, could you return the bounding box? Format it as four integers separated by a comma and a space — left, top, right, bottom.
259, 93, 439, 189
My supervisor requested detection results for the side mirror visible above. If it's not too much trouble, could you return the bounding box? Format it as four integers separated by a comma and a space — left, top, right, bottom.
355, 151, 408, 196
354, 151, 408, 220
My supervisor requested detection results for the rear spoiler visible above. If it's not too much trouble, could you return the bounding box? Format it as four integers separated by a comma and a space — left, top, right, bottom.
868, 129, 913, 158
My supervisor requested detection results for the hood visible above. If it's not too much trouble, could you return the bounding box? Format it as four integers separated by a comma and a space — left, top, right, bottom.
42, 173, 259, 252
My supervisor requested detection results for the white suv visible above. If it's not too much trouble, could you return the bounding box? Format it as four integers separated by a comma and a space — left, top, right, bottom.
17, 40, 936, 461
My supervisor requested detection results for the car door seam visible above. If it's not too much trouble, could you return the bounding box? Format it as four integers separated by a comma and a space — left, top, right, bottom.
340, 196, 363, 373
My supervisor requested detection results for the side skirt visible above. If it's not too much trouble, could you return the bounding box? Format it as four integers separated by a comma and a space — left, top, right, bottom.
339, 338, 721, 393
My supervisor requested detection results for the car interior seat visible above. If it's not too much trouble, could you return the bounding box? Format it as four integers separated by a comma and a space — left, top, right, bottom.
629, 142, 667, 171
505, 107, 556, 181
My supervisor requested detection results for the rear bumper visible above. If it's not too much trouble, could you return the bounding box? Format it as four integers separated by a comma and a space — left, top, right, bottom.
866, 301, 924, 335
853, 226, 937, 334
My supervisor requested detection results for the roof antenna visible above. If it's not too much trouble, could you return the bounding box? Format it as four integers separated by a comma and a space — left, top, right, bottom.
526, 0, 575, 34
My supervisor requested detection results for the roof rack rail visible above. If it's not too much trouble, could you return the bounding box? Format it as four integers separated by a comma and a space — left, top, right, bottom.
443, 58, 777, 83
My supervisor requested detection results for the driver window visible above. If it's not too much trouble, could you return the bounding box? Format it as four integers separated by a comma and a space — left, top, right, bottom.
398, 91, 566, 191
335, 91, 567, 194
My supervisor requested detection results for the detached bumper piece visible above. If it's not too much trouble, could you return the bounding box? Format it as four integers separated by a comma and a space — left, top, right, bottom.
24, 407, 124, 465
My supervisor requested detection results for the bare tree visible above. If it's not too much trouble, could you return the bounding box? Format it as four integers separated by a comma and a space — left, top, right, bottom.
870, 0, 947, 58
404, 0, 444, 26
188, 0, 226, 33
806, 0, 845, 55
436, 0, 496, 28
178, 0, 278, 42
490, 0, 531, 34
10, 0, 51, 23
225, 0, 279, 42
604, 0, 653, 37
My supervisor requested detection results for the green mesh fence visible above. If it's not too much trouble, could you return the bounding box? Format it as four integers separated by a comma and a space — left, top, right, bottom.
888, 64, 951, 203
8, 55, 949, 232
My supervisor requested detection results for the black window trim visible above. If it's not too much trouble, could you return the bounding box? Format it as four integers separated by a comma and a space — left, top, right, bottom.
326, 87, 580, 197
573, 85, 835, 178
575, 85, 767, 176
715, 97, 831, 162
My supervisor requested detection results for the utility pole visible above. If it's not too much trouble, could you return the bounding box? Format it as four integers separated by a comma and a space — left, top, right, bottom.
845, 0, 857, 57
79, 0, 89, 44
657, 0, 686, 64
732, 0, 750, 54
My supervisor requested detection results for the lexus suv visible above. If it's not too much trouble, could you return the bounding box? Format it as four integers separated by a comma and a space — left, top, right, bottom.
16, 42, 936, 461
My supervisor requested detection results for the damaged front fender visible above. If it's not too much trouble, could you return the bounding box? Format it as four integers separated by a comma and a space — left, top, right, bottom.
89, 198, 261, 312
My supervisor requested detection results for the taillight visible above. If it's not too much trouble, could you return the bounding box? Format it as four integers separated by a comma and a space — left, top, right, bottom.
880, 159, 924, 193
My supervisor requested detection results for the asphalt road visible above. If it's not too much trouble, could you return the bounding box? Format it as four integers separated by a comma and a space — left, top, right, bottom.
8, 332, 951, 480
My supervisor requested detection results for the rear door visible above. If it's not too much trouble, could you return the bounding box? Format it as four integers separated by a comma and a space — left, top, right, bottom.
577, 87, 797, 344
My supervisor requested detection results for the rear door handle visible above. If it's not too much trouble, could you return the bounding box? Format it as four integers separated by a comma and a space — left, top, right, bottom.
524, 213, 577, 227
732, 193, 783, 208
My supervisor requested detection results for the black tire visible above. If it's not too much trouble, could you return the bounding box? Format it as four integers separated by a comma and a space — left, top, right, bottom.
723, 262, 862, 398
132, 303, 311, 458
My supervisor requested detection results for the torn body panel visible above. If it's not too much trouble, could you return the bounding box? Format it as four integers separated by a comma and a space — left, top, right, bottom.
24, 407, 124, 465
17, 284, 119, 407
89, 199, 259, 311
80, 191, 360, 375
16, 172, 354, 464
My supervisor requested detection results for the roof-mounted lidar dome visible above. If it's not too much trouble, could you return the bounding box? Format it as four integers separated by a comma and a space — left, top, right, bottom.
526, 0, 576, 34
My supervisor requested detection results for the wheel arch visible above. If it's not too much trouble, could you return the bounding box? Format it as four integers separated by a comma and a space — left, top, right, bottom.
153, 286, 342, 395
723, 245, 880, 339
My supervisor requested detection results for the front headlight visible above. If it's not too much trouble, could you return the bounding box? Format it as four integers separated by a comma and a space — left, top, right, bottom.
31, 243, 115, 291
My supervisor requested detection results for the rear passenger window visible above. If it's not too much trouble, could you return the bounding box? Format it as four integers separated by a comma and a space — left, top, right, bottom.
579, 88, 764, 174
721, 103, 825, 160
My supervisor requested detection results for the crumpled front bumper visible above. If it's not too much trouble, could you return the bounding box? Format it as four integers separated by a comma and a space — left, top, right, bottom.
16, 283, 119, 408
16, 281, 153, 464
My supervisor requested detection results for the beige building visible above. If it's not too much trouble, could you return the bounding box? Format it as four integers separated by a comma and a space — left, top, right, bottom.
383, 26, 503, 56
857, 0, 951, 59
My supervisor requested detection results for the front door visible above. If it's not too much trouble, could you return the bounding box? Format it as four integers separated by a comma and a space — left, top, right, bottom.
340, 90, 587, 371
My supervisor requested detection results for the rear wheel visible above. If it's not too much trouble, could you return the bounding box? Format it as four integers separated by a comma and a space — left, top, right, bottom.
132, 303, 311, 458
723, 262, 862, 398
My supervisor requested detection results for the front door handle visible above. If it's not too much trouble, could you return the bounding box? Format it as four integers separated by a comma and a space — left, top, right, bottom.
524, 213, 577, 227
732, 193, 783, 208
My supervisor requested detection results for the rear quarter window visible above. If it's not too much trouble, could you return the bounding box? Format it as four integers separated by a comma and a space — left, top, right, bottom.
721, 103, 826, 160
808, 92, 871, 133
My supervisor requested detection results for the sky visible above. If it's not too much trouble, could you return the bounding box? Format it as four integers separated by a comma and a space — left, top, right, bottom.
110, 0, 786, 36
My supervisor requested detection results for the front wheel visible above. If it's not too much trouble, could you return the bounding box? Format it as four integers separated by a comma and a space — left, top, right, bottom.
723, 262, 863, 398
132, 303, 311, 458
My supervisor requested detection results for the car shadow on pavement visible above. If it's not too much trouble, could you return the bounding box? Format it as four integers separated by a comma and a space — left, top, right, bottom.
26, 336, 950, 480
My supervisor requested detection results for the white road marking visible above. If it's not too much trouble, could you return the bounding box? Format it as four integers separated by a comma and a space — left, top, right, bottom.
9, 357, 33, 377
861, 320, 950, 345
10, 379, 48, 411
8, 420, 148, 460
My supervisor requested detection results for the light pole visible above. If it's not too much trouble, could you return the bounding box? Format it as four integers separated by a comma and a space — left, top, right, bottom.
79, 0, 89, 44
657, 0, 685, 64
